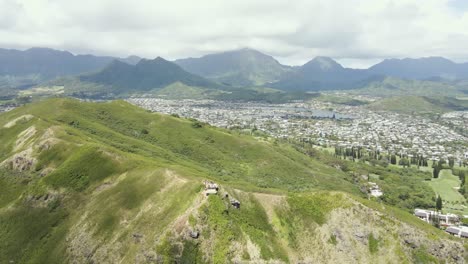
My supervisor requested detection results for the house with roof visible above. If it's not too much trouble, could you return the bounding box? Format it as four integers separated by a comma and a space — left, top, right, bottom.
414, 209, 459, 226
445, 226, 468, 238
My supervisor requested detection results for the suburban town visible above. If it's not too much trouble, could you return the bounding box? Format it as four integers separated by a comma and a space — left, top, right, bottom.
128, 97, 468, 164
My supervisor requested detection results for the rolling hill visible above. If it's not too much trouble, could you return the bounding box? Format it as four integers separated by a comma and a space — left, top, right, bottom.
350, 77, 467, 97
368, 95, 468, 113
0, 98, 465, 263
53, 57, 224, 98
175, 48, 292, 87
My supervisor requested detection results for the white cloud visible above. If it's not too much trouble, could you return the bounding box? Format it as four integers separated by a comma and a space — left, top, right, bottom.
0, 0, 467, 68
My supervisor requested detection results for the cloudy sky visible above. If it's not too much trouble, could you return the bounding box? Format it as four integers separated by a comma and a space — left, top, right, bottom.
1, 0, 468, 68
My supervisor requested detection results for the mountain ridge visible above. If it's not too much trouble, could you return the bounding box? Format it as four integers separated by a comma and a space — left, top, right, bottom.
57, 57, 222, 97
174, 48, 292, 86
2, 46, 468, 95
0, 98, 464, 263
0, 47, 141, 88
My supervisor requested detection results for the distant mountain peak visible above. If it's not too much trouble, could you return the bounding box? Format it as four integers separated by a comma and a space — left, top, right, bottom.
303, 56, 343, 71
174, 48, 291, 86
78, 55, 220, 93
107, 59, 133, 67
136, 57, 175, 68
235, 47, 264, 54
25, 47, 74, 56
119, 55, 142, 65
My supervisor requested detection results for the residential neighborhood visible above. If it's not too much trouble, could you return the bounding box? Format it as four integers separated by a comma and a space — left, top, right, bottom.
128, 97, 468, 164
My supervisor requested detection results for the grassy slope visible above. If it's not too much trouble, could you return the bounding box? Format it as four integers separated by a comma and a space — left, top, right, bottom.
152, 82, 226, 99
427, 170, 465, 202
351, 77, 465, 97
316, 94, 370, 106
0, 98, 464, 263
367, 96, 466, 113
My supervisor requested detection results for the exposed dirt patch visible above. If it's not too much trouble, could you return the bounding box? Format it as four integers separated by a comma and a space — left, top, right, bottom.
14, 126, 37, 151
4, 114, 34, 128
245, 236, 262, 262
1, 147, 36, 171
164, 169, 188, 184
253, 192, 286, 222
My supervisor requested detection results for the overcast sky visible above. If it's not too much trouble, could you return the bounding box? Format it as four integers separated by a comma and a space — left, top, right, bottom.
1, 0, 468, 68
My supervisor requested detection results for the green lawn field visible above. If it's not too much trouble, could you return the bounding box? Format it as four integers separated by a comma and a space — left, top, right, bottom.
426, 169, 467, 214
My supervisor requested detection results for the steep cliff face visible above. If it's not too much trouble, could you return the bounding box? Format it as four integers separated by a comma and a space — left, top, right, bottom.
0, 99, 465, 263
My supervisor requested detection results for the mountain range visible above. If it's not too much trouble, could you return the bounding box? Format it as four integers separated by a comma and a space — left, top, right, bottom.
368, 57, 468, 80
1, 47, 468, 96
0, 47, 141, 88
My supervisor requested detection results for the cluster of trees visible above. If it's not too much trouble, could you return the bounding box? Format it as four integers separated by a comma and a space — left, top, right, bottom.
390, 154, 430, 168
432, 159, 456, 178
455, 169, 467, 197
334, 146, 365, 160
333, 146, 433, 169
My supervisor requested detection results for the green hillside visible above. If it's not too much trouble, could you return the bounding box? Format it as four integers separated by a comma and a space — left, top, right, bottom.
368, 96, 468, 113
50, 58, 223, 98
352, 77, 466, 97
0, 99, 464, 263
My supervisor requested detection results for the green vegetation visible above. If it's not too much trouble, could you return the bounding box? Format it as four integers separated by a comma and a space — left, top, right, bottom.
44, 145, 122, 191
198, 194, 287, 262
368, 233, 379, 254
287, 192, 348, 225
367, 95, 467, 113
328, 234, 338, 245
427, 170, 465, 203
352, 77, 465, 97
304, 145, 436, 211
412, 247, 438, 263
317, 94, 370, 106
0, 98, 462, 263
216, 88, 320, 103
0, 74, 43, 91
153, 82, 226, 99
0, 169, 30, 207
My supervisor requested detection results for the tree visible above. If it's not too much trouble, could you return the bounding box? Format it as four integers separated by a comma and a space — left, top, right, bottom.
399, 158, 410, 168
433, 166, 440, 178
449, 158, 455, 168
390, 154, 397, 165
459, 171, 466, 195
436, 195, 443, 211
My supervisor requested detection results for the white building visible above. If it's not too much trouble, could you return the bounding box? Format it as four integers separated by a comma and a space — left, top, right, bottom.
369, 182, 383, 197
446, 226, 468, 238
414, 209, 459, 226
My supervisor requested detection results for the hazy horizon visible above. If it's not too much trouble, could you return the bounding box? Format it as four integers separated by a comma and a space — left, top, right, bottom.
2, 0, 468, 68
